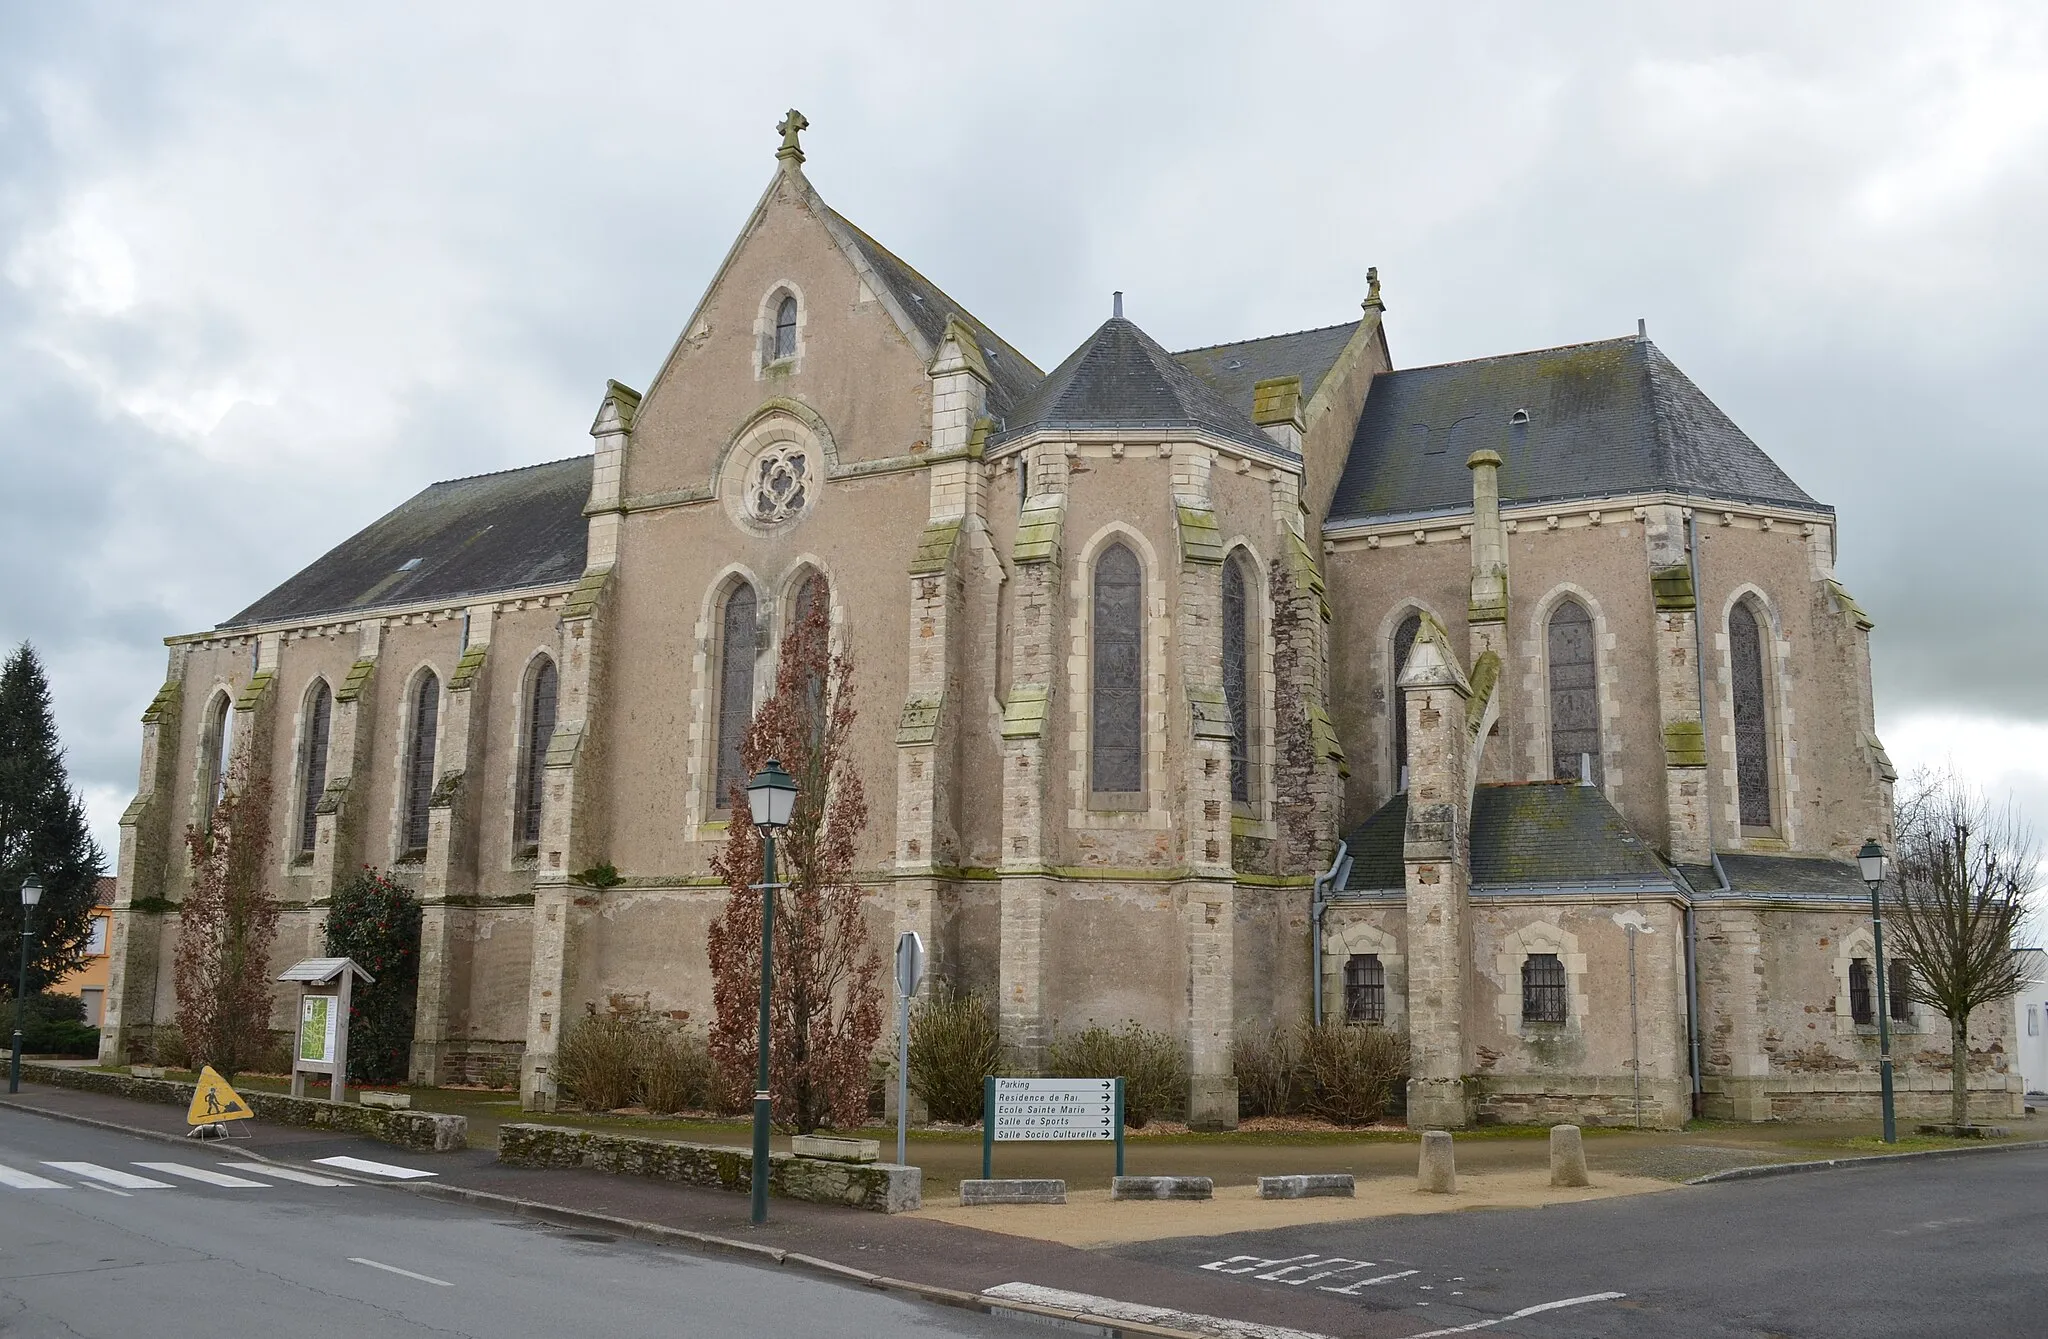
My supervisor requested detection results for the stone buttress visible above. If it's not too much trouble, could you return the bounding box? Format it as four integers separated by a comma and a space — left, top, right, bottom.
97, 649, 186, 1064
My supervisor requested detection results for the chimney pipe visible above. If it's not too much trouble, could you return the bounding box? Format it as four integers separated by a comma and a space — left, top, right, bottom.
1113, 291, 1124, 319
1637, 318, 1648, 341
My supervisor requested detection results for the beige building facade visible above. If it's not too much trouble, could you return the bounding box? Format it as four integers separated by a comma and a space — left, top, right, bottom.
100, 117, 2022, 1127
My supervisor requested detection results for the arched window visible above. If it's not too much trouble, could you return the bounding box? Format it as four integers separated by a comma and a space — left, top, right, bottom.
403, 671, 439, 856
714, 583, 758, 810
1729, 601, 1773, 828
773, 295, 798, 361
1547, 599, 1602, 785
519, 658, 557, 847
199, 691, 233, 824
1522, 953, 1567, 1023
298, 680, 332, 854
787, 572, 829, 747
1222, 553, 1252, 805
1091, 542, 1143, 796
1887, 959, 1913, 1023
1849, 958, 1875, 1024
1343, 954, 1385, 1024
1391, 613, 1421, 790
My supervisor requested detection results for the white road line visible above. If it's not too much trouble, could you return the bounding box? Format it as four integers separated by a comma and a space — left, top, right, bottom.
349, 1257, 452, 1287
134, 1162, 267, 1188
83, 1184, 132, 1197
1256, 1258, 1375, 1285
982, 1283, 1331, 1339
42, 1162, 173, 1190
1319, 1270, 1419, 1295
1403, 1291, 1627, 1338
1202, 1253, 1320, 1275
0, 1163, 70, 1189
314, 1156, 435, 1180
220, 1162, 352, 1187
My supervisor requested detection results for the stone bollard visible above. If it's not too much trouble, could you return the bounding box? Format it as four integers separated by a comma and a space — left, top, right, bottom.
1549, 1124, 1590, 1187
1417, 1129, 1456, 1194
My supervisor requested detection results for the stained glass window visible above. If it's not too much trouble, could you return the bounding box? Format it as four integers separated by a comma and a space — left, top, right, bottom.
200, 692, 232, 824
1222, 554, 1250, 804
404, 671, 439, 855
773, 295, 797, 361
520, 658, 557, 846
1091, 543, 1143, 794
1392, 613, 1420, 789
715, 584, 757, 810
1344, 954, 1385, 1024
1730, 602, 1772, 828
1548, 600, 1602, 784
1522, 953, 1567, 1023
298, 681, 331, 854
790, 572, 828, 747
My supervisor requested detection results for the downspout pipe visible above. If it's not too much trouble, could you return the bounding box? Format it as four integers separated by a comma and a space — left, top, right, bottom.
1310, 840, 1351, 1028
1684, 506, 1725, 1119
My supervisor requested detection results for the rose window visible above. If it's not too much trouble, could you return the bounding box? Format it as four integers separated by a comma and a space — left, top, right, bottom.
750, 445, 809, 524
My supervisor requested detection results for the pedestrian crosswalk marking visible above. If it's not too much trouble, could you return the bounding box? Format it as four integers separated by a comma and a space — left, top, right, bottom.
43, 1162, 173, 1190
134, 1162, 267, 1188
313, 1155, 435, 1180
0, 1163, 70, 1189
219, 1162, 351, 1187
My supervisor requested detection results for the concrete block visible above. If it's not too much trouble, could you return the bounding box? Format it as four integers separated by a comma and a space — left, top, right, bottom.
360, 1091, 413, 1110
961, 1178, 1066, 1206
1112, 1176, 1213, 1201
128, 1065, 166, 1079
1258, 1174, 1355, 1199
1418, 1129, 1456, 1193
790, 1135, 878, 1163
1549, 1124, 1589, 1187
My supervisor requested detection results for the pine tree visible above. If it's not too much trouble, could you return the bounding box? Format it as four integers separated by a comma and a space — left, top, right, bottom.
0, 644, 106, 996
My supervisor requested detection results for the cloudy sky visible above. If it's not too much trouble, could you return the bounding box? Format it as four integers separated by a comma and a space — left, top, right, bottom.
4, 2, 2045, 893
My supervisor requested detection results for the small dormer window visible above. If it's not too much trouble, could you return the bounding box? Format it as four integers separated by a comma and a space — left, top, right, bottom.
1510, 408, 1531, 425
773, 295, 798, 361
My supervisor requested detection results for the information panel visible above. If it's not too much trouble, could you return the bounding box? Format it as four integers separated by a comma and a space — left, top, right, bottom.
298, 994, 339, 1067
991, 1077, 1117, 1142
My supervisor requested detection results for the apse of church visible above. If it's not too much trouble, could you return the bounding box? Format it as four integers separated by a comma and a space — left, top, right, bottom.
98, 115, 2022, 1128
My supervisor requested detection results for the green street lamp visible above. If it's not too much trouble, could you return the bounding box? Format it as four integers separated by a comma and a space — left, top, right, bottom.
1858, 838, 1895, 1143
746, 760, 798, 1226
11, 877, 43, 1094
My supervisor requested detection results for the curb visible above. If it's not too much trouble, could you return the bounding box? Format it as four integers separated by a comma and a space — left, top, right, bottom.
0, 1095, 1205, 1339
1685, 1138, 2048, 1185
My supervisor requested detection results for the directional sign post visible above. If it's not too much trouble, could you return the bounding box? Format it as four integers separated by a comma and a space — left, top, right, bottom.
981, 1076, 1125, 1180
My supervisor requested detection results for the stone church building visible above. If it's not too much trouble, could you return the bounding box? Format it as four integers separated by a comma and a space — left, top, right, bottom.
100, 116, 2020, 1127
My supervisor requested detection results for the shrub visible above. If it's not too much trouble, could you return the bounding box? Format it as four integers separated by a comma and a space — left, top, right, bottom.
145, 1024, 190, 1070
555, 1013, 642, 1112
638, 1027, 715, 1115
907, 985, 1003, 1123
1297, 1022, 1407, 1126
24, 1019, 99, 1056
1045, 1021, 1187, 1129
1231, 1021, 1300, 1119
325, 868, 423, 1085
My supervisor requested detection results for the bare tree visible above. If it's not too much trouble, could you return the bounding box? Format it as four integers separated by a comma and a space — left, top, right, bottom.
1886, 769, 2038, 1129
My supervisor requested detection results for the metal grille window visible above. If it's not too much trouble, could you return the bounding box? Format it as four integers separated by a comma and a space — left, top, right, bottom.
298, 681, 332, 854
714, 584, 758, 810
520, 658, 557, 846
1729, 602, 1773, 828
1522, 953, 1567, 1023
403, 671, 439, 855
1344, 954, 1386, 1024
1091, 542, 1143, 794
1392, 613, 1420, 789
773, 295, 797, 361
1888, 959, 1912, 1022
1849, 957, 1875, 1024
1222, 554, 1250, 804
1547, 600, 1602, 784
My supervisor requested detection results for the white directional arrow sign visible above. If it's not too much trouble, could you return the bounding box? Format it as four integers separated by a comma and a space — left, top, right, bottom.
990, 1078, 1118, 1142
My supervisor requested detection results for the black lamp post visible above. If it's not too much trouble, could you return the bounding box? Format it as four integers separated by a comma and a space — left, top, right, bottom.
11, 877, 43, 1094
746, 760, 798, 1226
1858, 838, 1895, 1143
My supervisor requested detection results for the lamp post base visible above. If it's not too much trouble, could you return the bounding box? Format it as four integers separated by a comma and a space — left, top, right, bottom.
750, 1092, 772, 1224
9, 1029, 20, 1094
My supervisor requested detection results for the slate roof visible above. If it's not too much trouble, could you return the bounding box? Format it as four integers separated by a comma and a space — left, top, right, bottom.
1173, 321, 1361, 422
1328, 336, 1825, 524
994, 316, 1283, 455
1678, 854, 1870, 901
1340, 782, 1673, 892
222, 456, 593, 628
824, 208, 1043, 421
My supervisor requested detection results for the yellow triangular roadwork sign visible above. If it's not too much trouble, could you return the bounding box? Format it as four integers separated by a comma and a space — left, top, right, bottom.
187, 1065, 254, 1125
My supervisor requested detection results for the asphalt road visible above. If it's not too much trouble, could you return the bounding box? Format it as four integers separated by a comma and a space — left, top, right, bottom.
0, 1108, 1041, 1339
1109, 1146, 2048, 1338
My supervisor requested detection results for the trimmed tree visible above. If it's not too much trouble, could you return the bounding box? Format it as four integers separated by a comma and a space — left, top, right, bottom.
706, 583, 883, 1133
0, 644, 106, 994
324, 868, 422, 1085
174, 758, 278, 1078
1886, 769, 2038, 1129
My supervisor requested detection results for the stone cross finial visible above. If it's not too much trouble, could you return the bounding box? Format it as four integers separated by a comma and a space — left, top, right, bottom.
1363, 266, 1385, 312
776, 109, 810, 166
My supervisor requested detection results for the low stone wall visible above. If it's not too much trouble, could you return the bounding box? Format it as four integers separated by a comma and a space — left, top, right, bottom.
497, 1123, 922, 1214
21, 1062, 467, 1152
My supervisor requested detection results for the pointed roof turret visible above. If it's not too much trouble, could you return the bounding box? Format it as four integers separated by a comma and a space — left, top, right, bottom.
994, 306, 1284, 455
